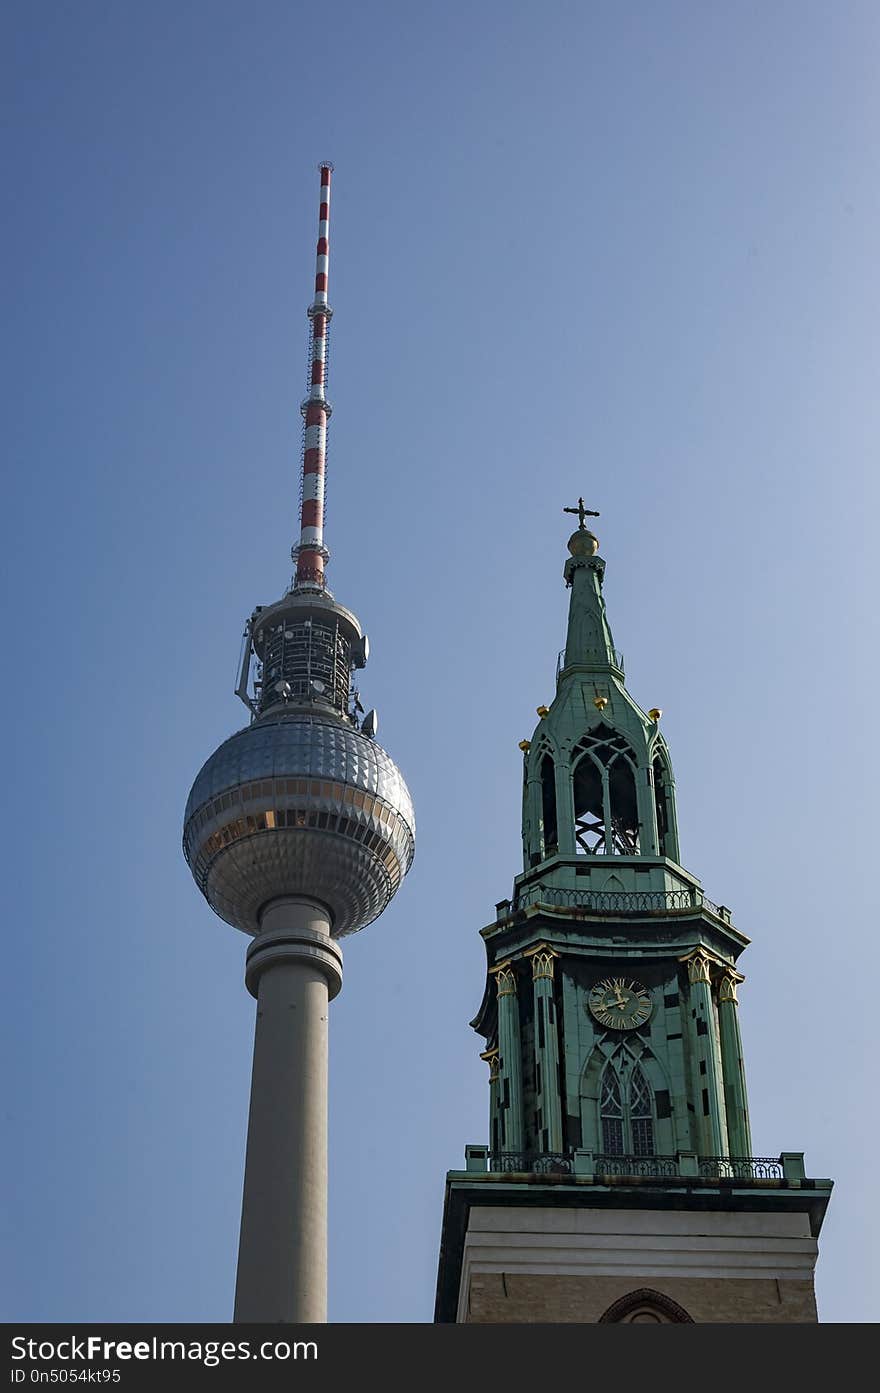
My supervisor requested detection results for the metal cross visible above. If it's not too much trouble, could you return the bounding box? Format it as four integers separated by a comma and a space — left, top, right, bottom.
563, 497, 600, 529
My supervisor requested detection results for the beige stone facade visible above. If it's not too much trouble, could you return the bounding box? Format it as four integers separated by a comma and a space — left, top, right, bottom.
455, 1205, 820, 1323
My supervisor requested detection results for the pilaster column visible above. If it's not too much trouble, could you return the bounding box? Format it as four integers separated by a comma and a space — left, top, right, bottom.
600, 765, 613, 854
717, 971, 752, 1157
526, 946, 563, 1153
554, 758, 576, 855
683, 948, 726, 1157
662, 776, 681, 862
480, 1047, 501, 1156
525, 771, 542, 863
636, 765, 657, 857
493, 963, 524, 1153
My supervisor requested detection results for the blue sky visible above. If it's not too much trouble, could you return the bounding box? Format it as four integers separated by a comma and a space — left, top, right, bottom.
4, 0, 878, 1322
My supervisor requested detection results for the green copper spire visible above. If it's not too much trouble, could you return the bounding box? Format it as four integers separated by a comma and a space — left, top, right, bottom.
560, 509, 622, 678
435, 508, 833, 1326
521, 517, 679, 873
477, 511, 753, 1164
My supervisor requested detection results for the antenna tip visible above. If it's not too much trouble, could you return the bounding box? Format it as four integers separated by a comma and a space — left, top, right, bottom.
318, 160, 335, 173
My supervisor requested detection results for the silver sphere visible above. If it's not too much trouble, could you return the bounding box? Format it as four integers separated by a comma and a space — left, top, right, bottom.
183, 714, 415, 938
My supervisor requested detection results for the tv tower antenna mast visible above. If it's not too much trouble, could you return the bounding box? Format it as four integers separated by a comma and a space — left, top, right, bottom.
293, 161, 332, 591
183, 165, 415, 1323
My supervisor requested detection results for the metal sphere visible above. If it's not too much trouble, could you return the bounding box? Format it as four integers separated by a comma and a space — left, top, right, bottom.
567, 528, 599, 558
183, 714, 415, 939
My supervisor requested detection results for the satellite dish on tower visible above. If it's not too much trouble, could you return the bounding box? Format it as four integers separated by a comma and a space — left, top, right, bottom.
361, 709, 378, 739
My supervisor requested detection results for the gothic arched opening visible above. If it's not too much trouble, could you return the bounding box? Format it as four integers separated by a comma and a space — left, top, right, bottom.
609, 757, 639, 853
572, 725, 641, 855
573, 753, 605, 853
540, 753, 557, 857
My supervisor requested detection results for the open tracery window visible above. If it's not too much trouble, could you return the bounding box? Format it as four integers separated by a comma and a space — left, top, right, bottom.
572, 724, 640, 855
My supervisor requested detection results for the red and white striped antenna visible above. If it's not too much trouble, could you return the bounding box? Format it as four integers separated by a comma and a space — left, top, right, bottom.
292, 162, 334, 590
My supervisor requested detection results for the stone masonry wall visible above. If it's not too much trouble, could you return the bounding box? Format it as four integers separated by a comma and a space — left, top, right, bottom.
465, 1272, 818, 1323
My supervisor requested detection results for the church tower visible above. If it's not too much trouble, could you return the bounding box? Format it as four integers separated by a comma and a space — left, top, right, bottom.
434, 505, 831, 1324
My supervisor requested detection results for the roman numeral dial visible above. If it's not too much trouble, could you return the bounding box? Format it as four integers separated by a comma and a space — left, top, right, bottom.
587, 976, 653, 1031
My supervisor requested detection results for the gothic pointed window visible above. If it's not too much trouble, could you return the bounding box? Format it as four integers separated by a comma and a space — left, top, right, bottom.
630, 1064, 654, 1156
573, 753, 605, 853
608, 756, 639, 853
573, 724, 640, 855
599, 1061, 654, 1156
540, 754, 558, 857
600, 1065, 624, 1154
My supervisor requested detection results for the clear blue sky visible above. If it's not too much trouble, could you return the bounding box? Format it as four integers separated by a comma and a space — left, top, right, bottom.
4, 0, 877, 1322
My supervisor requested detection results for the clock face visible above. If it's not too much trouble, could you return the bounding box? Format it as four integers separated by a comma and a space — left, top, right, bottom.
588, 976, 652, 1031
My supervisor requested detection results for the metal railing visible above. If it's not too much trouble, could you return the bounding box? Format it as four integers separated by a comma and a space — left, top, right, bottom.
484, 1153, 784, 1180
593, 1154, 679, 1177
557, 646, 625, 678
489, 1152, 574, 1175
698, 1156, 783, 1180
514, 884, 730, 920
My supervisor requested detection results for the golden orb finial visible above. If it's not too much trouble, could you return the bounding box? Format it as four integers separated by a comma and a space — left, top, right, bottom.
648, 707, 663, 722
567, 529, 599, 559
518, 739, 531, 752
536, 705, 550, 718
593, 696, 609, 711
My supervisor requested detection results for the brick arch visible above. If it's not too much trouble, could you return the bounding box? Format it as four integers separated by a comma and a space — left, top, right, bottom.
598, 1288, 694, 1323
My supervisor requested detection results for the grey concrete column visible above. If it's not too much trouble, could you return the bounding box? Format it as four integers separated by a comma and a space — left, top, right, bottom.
234, 897, 343, 1325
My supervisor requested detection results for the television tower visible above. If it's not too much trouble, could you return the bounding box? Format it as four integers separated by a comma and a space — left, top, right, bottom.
183, 165, 416, 1323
